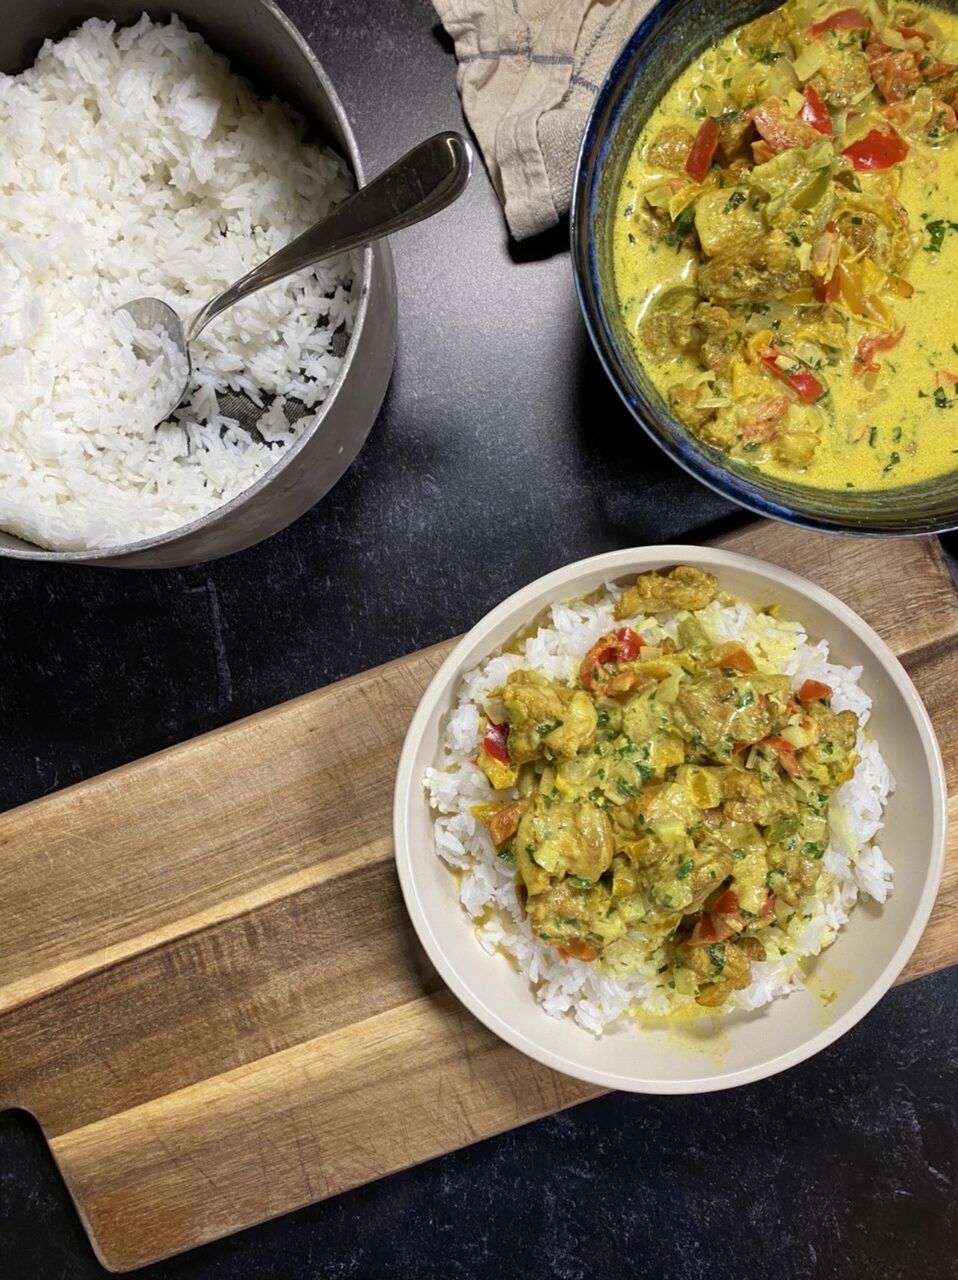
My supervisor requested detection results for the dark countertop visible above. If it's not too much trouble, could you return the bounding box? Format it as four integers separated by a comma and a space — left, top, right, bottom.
1, 1, 956, 1276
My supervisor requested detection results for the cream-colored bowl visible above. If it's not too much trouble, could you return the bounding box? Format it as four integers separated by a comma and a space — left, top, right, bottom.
393, 547, 947, 1093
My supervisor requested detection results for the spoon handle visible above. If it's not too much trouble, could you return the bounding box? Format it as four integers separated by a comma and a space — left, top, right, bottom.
186, 131, 472, 342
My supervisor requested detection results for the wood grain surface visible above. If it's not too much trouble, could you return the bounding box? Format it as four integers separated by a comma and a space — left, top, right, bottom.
1, 522, 955, 1271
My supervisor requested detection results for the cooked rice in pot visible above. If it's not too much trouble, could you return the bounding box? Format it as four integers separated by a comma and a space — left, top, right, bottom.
0, 15, 359, 550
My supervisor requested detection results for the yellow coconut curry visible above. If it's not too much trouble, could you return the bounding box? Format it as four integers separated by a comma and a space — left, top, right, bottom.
474, 567, 860, 1008
613, 0, 958, 490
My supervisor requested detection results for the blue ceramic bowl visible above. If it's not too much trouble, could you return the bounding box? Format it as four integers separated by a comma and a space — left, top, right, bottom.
570, 0, 958, 536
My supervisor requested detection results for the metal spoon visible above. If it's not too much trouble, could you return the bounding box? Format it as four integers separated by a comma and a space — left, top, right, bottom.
119, 131, 472, 423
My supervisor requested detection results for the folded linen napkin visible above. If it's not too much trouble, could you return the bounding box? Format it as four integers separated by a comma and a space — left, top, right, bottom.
433, 0, 654, 240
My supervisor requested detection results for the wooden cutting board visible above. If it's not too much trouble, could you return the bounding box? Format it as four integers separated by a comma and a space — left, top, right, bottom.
1, 521, 956, 1272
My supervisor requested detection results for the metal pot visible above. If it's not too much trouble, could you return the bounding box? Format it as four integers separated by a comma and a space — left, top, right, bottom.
0, 0, 398, 567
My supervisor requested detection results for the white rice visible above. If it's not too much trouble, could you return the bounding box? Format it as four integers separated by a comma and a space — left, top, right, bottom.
425, 586, 895, 1035
0, 15, 360, 550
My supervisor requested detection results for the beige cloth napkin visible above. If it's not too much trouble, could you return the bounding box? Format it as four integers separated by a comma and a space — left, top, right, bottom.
433, 0, 654, 240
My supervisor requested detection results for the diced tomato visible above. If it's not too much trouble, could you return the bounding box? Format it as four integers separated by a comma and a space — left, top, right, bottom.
762, 735, 801, 777
689, 911, 737, 945
760, 891, 777, 916
557, 940, 599, 962
852, 326, 905, 376
712, 889, 740, 916
482, 720, 510, 765
801, 84, 834, 135
843, 126, 910, 170
684, 117, 720, 183
806, 7, 871, 40
798, 678, 833, 702
759, 346, 826, 404
935, 369, 958, 390
731, 740, 749, 754
488, 800, 524, 846
580, 627, 644, 690
614, 626, 643, 661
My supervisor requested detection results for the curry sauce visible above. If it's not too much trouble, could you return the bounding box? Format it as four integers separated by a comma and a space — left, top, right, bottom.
613, 0, 958, 490
476, 567, 861, 1010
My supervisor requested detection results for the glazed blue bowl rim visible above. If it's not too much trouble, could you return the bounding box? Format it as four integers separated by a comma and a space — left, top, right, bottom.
568, 0, 958, 538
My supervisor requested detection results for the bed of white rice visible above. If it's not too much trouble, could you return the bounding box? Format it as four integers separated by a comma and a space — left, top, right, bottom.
0, 15, 359, 551
425, 586, 895, 1035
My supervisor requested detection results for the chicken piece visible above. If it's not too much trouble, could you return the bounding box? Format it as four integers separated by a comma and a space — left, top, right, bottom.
808, 51, 872, 109
721, 765, 798, 824
501, 670, 568, 764
799, 704, 859, 786
739, 8, 792, 53
697, 303, 733, 334
542, 690, 597, 760
672, 674, 740, 756
868, 46, 923, 104
684, 844, 737, 912
525, 877, 625, 952
768, 846, 822, 907
697, 408, 741, 451
614, 565, 718, 618
641, 310, 701, 361
736, 934, 767, 961
672, 936, 753, 1006
693, 187, 766, 257
698, 229, 812, 304
717, 111, 757, 165
700, 332, 737, 378
837, 210, 893, 271
750, 96, 821, 155
697, 302, 740, 379
669, 383, 717, 431
645, 124, 694, 169
928, 68, 958, 102
516, 798, 615, 887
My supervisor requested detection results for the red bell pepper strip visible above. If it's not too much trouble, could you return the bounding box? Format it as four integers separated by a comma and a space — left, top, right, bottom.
806, 7, 871, 40
759, 346, 826, 404
852, 327, 904, 377
762, 736, 801, 777
842, 127, 909, 171
580, 627, 644, 690
801, 84, 834, 135
684, 118, 720, 183
798, 678, 833, 702
482, 720, 511, 766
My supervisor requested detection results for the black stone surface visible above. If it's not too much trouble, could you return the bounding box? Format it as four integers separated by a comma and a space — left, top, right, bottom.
1, 1, 956, 1276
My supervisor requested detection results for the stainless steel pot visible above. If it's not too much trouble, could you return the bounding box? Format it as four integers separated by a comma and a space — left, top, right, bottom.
0, 0, 398, 567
